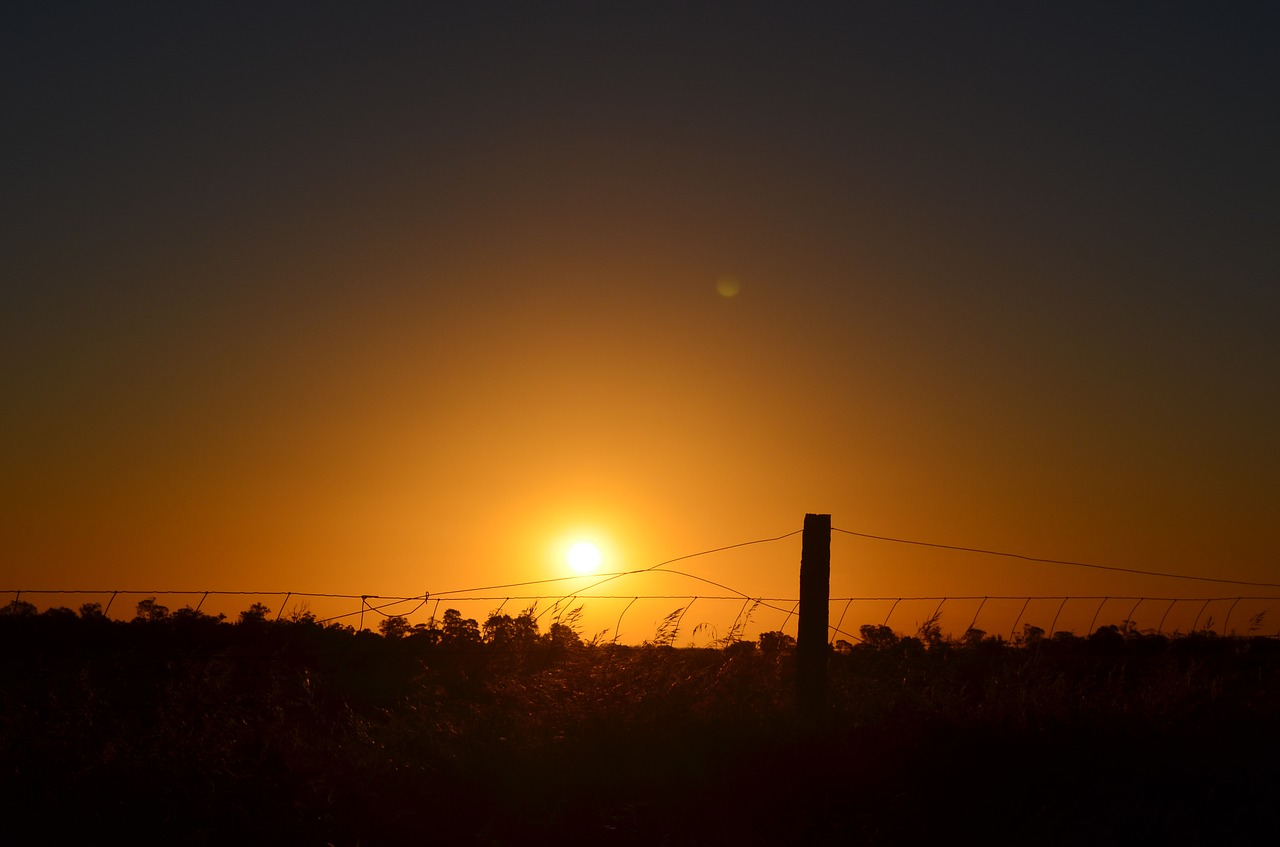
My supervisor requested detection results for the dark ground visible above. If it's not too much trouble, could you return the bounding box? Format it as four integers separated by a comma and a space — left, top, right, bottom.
3, 608, 1277, 845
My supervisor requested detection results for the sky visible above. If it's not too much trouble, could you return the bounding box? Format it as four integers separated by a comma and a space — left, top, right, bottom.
4, 2, 1278, 640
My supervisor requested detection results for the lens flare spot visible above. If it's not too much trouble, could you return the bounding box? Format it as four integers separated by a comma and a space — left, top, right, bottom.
716, 276, 741, 298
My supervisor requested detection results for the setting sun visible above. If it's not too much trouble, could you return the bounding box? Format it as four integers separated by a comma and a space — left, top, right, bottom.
566, 541, 603, 574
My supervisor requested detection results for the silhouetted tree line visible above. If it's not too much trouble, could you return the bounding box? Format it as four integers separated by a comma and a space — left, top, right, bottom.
2, 597, 1278, 844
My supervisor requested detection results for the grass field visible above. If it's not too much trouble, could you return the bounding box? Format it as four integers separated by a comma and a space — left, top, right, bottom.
3, 601, 1278, 844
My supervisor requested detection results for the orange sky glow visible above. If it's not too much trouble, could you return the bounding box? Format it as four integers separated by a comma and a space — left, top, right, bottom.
4, 5, 1277, 643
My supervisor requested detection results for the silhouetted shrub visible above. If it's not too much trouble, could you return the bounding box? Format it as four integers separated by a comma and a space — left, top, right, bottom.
1, 599, 37, 616
758, 630, 796, 653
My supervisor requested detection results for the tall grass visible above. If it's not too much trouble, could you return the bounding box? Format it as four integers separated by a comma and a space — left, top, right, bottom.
2, 601, 1277, 844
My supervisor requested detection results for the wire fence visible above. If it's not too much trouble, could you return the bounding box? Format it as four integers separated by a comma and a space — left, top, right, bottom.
7, 524, 1279, 643
5, 587, 1278, 644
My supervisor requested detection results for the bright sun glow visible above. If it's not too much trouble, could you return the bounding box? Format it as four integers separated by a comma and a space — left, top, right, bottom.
566, 541, 603, 574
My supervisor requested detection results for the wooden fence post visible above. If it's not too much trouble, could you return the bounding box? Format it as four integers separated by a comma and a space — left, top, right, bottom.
798, 513, 831, 716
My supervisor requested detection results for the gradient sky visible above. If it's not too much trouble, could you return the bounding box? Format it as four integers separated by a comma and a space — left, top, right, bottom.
5, 3, 1278, 639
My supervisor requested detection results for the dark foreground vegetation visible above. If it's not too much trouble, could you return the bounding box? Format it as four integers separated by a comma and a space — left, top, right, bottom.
3, 599, 1279, 845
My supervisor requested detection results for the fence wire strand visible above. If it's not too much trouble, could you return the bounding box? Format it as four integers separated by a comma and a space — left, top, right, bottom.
7, 523, 1279, 640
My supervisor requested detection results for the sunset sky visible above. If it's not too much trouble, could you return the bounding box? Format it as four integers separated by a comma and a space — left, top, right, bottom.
5, 3, 1278, 640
